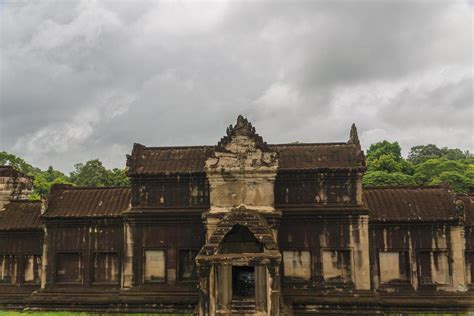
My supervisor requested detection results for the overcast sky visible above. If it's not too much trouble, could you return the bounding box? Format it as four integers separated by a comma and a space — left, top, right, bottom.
1, 0, 473, 172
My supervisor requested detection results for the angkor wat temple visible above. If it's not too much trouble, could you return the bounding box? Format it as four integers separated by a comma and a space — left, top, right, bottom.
0, 116, 473, 314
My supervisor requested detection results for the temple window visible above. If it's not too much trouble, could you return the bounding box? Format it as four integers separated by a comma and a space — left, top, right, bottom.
322, 249, 352, 283
378, 251, 410, 284
0, 254, 17, 284
144, 250, 165, 283
283, 250, 311, 280
93, 252, 120, 284
56, 253, 82, 284
418, 251, 450, 285
178, 250, 198, 282
23, 255, 41, 284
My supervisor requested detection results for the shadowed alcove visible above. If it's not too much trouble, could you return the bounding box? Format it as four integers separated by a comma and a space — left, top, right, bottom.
218, 224, 264, 254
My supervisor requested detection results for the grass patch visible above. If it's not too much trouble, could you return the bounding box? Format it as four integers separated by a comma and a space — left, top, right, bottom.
0, 313, 191, 316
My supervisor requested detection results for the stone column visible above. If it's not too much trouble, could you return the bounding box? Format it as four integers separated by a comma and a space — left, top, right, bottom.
351, 215, 371, 290
267, 264, 280, 316
450, 226, 467, 291
217, 265, 231, 312
122, 222, 134, 288
40, 227, 49, 289
198, 265, 211, 316
255, 265, 267, 312
209, 265, 216, 316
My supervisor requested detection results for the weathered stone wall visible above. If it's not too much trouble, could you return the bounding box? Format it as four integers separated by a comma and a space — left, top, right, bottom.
0, 172, 33, 211
279, 214, 370, 290
369, 223, 468, 293
206, 134, 278, 213
131, 175, 209, 209
42, 221, 123, 289
274, 172, 362, 207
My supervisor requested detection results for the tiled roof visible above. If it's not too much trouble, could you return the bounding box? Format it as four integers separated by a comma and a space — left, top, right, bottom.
0, 200, 42, 231
364, 186, 458, 222
458, 194, 474, 226
127, 142, 364, 175
270, 143, 363, 170
44, 185, 131, 218
127, 145, 212, 175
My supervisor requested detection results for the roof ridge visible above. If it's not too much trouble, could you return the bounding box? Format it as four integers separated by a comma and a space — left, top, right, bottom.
144, 145, 212, 150
8, 199, 42, 203
270, 142, 350, 146
141, 142, 352, 149
61, 186, 131, 191
364, 185, 444, 190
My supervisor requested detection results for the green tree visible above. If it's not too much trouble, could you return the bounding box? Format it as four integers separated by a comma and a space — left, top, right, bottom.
70, 159, 110, 187
366, 141, 402, 162
408, 144, 443, 164
69, 159, 130, 187
399, 159, 415, 175
0, 151, 40, 174
440, 147, 467, 160
363, 171, 417, 186
108, 168, 130, 186
32, 166, 71, 198
408, 144, 469, 164
413, 158, 468, 185
368, 154, 401, 173
430, 171, 473, 192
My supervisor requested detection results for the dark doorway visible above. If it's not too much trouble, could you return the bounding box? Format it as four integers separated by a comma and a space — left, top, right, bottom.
232, 266, 255, 298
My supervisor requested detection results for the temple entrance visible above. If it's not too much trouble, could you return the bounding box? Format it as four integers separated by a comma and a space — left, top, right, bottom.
232, 266, 255, 298
196, 209, 282, 315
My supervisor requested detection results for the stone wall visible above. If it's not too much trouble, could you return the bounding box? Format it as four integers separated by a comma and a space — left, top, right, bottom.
0, 167, 34, 211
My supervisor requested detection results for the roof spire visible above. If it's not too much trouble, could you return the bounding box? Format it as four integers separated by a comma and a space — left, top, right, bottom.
348, 123, 360, 149
216, 115, 269, 151
348, 123, 366, 167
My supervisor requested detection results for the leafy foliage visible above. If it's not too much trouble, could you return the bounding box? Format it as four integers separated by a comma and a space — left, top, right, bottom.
31, 166, 72, 198
70, 159, 130, 187
363, 141, 473, 192
368, 154, 402, 173
0, 151, 40, 174
0, 152, 129, 199
408, 144, 469, 164
366, 141, 402, 162
363, 171, 417, 186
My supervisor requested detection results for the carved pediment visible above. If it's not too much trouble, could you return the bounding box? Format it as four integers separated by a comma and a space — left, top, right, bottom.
207, 115, 278, 171
205, 116, 278, 212
216, 115, 270, 152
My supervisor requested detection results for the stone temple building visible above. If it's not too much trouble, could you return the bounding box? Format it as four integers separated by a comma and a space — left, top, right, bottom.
0, 116, 473, 315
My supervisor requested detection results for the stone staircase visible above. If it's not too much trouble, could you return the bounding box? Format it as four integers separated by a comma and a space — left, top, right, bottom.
230, 297, 256, 314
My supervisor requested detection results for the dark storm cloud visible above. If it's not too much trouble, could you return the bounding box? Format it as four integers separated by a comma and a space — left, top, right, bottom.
0, 0, 472, 172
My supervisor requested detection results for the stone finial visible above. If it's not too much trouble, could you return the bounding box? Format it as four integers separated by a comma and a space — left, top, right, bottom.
216, 115, 269, 151
348, 123, 366, 167
348, 123, 361, 148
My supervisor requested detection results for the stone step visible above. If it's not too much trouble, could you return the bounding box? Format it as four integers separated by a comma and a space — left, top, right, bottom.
230, 298, 256, 313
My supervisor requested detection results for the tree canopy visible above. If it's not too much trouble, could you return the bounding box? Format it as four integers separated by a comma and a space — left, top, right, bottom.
363, 141, 473, 192
0, 152, 129, 200
407, 144, 469, 164
366, 140, 402, 162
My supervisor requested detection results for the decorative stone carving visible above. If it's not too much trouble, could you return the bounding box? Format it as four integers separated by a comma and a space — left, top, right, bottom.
206, 115, 279, 213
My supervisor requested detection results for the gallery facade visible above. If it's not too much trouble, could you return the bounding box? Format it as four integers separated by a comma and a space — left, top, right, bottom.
0, 116, 473, 314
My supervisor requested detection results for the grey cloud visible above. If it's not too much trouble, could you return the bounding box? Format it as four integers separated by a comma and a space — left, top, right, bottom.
0, 0, 472, 172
